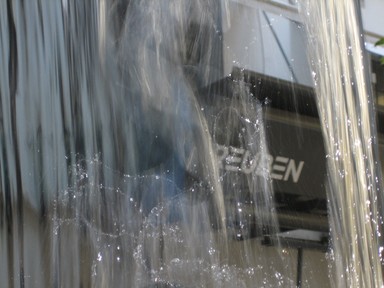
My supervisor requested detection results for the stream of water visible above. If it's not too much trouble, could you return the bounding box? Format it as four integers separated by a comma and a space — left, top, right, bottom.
304, 0, 384, 286
0, 1, 283, 287
0, 0, 383, 287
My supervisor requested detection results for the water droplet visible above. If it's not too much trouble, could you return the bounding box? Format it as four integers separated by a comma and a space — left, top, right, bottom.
264, 97, 271, 105
245, 267, 255, 276
170, 258, 181, 264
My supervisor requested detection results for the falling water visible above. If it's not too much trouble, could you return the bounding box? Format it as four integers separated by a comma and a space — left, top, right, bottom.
304, 0, 384, 287
0, 1, 290, 287
1, 0, 383, 287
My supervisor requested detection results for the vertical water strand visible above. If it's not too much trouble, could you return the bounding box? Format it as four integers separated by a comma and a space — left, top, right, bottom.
0, 2, 22, 287
115, 2, 230, 284
11, 1, 75, 286
304, 0, 384, 287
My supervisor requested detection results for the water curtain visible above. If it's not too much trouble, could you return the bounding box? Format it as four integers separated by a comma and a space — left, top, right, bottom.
0, 1, 281, 287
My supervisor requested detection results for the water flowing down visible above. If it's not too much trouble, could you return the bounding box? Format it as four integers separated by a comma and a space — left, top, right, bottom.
2, 0, 384, 287
304, 0, 384, 287
0, 1, 290, 287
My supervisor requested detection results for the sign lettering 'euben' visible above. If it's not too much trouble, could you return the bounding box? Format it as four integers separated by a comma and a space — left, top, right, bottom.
216, 144, 305, 183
